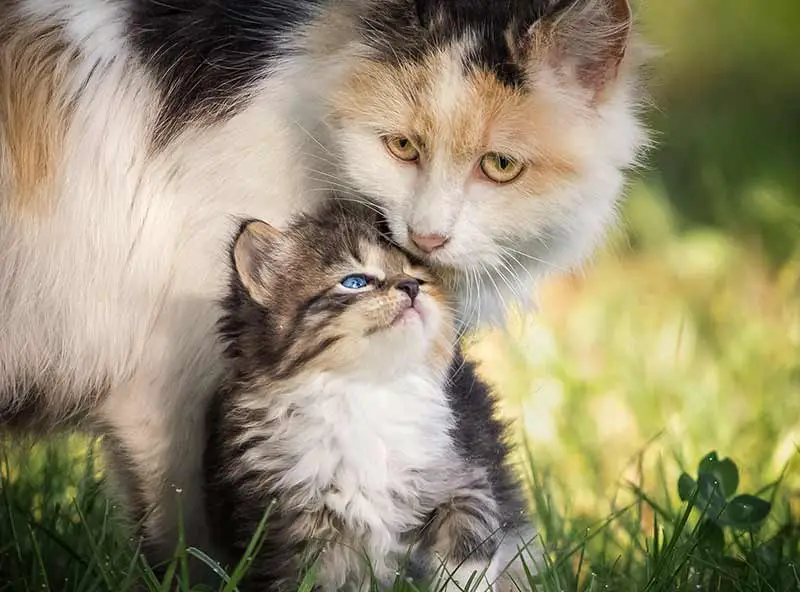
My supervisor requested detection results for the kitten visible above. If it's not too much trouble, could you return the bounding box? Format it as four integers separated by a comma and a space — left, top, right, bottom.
0, 0, 646, 563
204, 204, 535, 591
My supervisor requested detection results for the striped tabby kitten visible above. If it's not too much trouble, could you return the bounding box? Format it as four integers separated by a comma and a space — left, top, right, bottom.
205, 204, 533, 590
0, 0, 645, 562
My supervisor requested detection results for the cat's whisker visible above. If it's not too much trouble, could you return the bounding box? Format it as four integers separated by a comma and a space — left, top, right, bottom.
500, 245, 566, 273
455, 266, 480, 337
328, 196, 384, 215
304, 168, 346, 182
308, 191, 391, 224
499, 257, 530, 291
301, 177, 374, 205
468, 267, 481, 331
493, 259, 523, 304
467, 267, 481, 331
294, 121, 335, 157
315, 194, 387, 220
500, 251, 536, 284
481, 262, 510, 319
306, 177, 362, 194
499, 254, 531, 294
302, 152, 341, 169
495, 273, 523, 314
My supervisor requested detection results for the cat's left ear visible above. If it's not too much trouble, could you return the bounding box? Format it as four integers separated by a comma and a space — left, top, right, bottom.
531, 0, 632, 98
233, 219, 283, 301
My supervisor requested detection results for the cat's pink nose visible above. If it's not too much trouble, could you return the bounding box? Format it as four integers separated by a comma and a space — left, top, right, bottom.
409, 232, 449, 253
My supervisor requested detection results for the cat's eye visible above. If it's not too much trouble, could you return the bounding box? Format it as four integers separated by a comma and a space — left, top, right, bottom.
383, 135, 420, 162
340, 274, 370, 290
480, 153, 524, 184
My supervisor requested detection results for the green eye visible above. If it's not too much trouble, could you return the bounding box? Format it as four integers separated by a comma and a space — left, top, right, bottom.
384, 135, 420, 162
480, 152, 524, 183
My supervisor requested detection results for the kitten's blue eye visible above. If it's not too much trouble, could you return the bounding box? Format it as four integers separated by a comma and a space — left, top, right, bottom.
340, 274, 369, 290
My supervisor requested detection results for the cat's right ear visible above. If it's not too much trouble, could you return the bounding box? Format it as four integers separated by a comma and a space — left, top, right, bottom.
233, 219, 282, 301
530, 0, 633, 99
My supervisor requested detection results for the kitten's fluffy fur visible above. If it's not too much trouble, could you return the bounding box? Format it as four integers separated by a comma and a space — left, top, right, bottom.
205, 205, 533, 591
0, 0, 646, 562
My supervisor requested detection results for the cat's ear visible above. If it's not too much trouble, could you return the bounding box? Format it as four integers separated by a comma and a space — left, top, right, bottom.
532, 0, 632, 97
233, 219, 282, 300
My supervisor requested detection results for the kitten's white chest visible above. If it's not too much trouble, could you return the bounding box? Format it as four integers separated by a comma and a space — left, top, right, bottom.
273, 372, 454, 575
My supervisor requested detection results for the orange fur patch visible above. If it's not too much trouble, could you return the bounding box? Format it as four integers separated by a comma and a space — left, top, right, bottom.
0, 13, 79, 213
330, 41, 582, 198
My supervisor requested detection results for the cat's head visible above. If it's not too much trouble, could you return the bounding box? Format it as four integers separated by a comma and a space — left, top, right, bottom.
323, 0, 647, 321
223, 205, 455, 381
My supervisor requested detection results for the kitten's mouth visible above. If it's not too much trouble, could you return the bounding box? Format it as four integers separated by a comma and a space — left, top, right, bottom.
365, 303, 422, 336
391, 304, 421, 326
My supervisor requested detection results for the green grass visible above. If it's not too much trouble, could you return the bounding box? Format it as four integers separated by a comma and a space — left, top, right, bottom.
1, 435, 797, 591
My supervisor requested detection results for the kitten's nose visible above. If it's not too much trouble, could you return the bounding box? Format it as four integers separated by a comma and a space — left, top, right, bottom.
395, 279, 420, 302
409, 231, 449, 253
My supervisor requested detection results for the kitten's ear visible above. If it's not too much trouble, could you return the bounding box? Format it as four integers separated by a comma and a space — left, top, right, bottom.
233, 220, 282, 301
534, 0, 632, 97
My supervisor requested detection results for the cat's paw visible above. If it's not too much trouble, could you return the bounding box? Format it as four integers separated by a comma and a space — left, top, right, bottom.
432, 557, 497, 592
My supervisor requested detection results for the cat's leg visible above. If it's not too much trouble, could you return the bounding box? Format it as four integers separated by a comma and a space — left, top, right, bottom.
93, 297, 225, 581
421, 489, 503, 592
486, 523, 544, 592
425, 515, 542, 592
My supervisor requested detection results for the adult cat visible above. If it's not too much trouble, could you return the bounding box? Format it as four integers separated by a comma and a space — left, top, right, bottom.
0, 0, 645, 565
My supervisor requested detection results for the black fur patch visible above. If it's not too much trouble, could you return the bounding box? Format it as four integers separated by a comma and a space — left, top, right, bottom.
446, 349, 528, 531
205, 384, 329, 587
359, 0, 568, 87
127, 0, 321, 146
0, 380, 103, 432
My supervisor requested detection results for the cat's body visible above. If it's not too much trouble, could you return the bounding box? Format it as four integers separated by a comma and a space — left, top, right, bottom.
0, 0, 646, 563
205, 207, 532, 591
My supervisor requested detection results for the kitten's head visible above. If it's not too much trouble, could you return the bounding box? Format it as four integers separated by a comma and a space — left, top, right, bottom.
324, 0, 647, 320
223, 205, 455, 381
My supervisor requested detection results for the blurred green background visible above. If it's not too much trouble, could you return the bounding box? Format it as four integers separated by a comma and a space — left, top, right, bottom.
470, 0, 799, 530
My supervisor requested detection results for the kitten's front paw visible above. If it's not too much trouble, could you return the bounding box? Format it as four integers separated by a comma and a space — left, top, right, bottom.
486, 527, 544, 592
432, 556, 497, 592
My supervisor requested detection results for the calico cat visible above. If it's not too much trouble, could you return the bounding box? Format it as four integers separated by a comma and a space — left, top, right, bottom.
0, 0, 646, 563
205, 203, 535, 591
